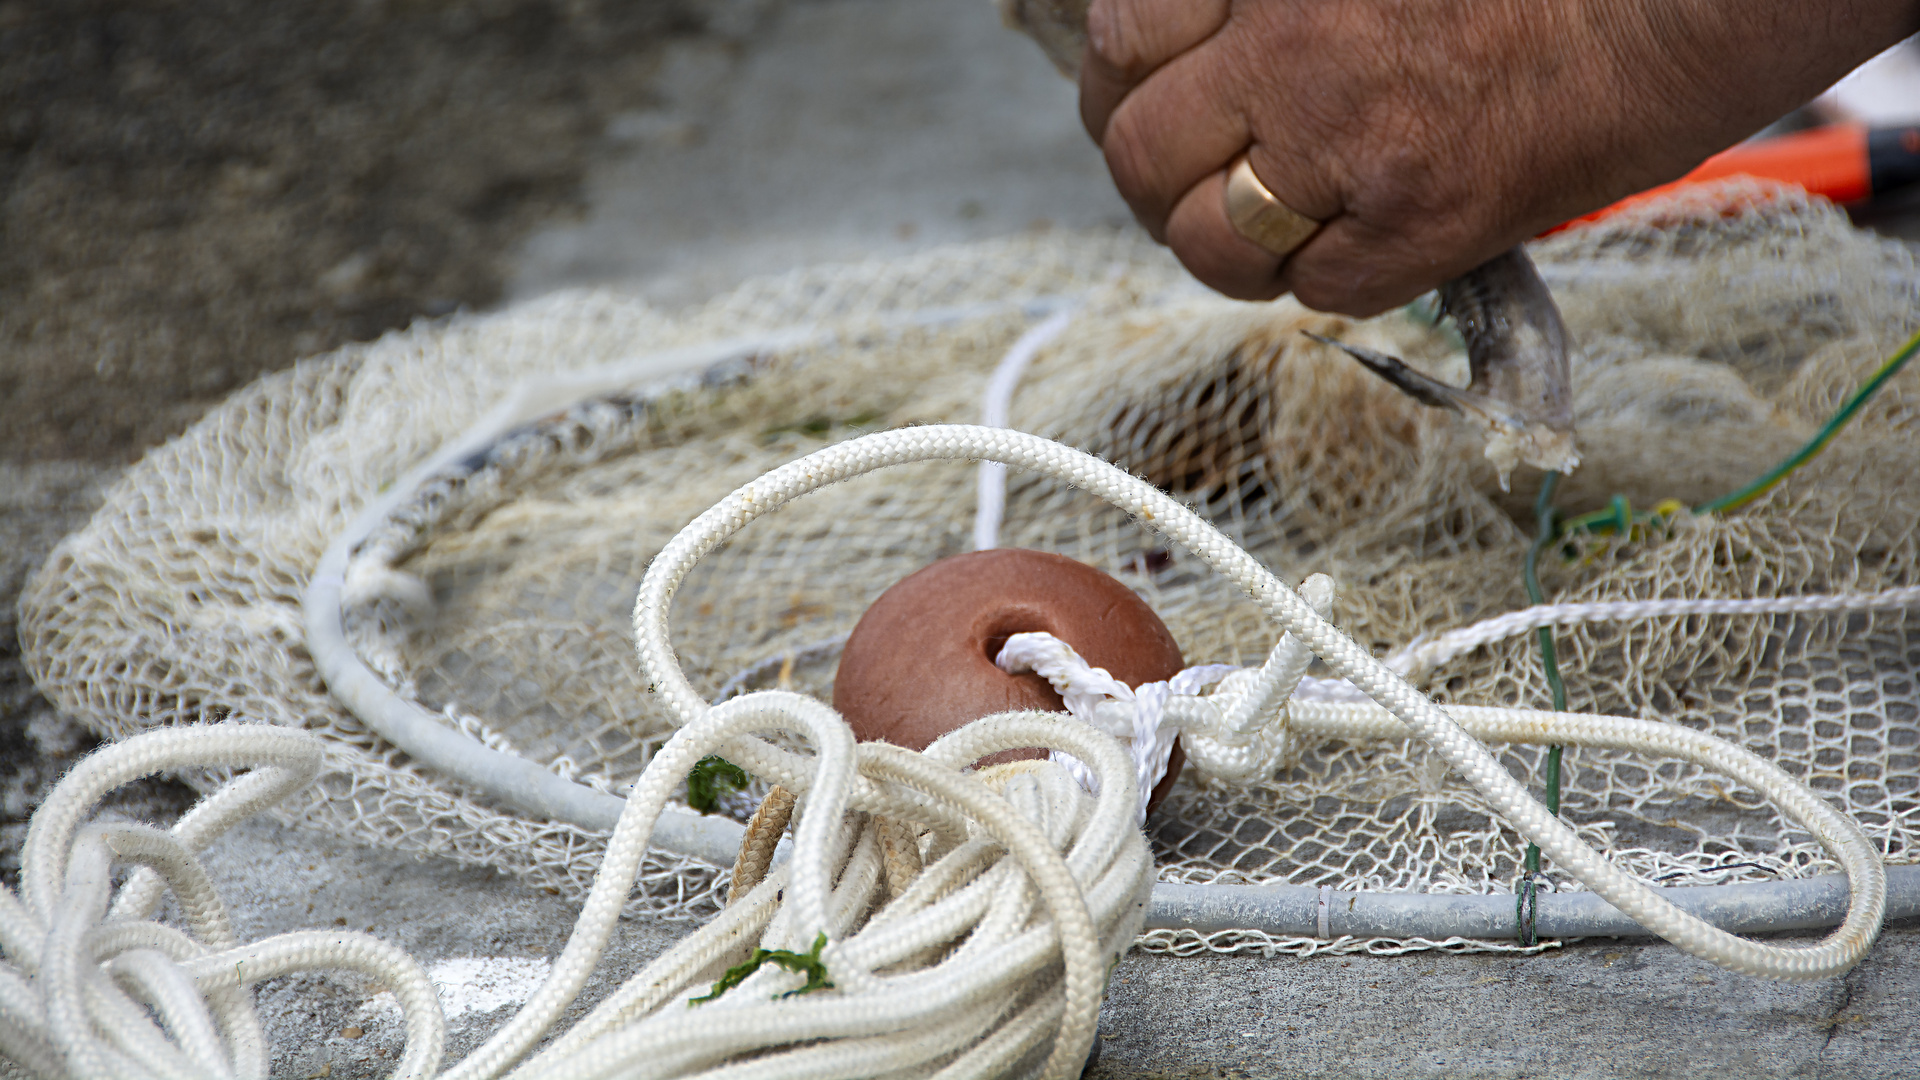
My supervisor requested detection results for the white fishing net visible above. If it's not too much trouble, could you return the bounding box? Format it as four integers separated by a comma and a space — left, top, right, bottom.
19, 183, 1920, 959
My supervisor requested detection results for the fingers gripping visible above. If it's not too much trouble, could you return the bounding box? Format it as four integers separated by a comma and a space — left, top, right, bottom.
1079, 0, 1229, 143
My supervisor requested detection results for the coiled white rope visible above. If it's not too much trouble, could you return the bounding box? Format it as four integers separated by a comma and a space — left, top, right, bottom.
9, 423, 1892, 1078
630, 424, 1886, 981
509, 718, 1150, 1080
2, 708, 1150, 1079
0, 724, 446, 1080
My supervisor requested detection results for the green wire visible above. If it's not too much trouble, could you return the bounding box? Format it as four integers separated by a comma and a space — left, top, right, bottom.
1523, 473, 1569, 717
1518, 472, 1566, 941
1561, 326, 1920, 540
1511, 324, 1918, 943
1695, 326, 1920, 515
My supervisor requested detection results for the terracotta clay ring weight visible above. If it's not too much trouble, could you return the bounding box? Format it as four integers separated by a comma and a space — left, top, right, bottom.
833, 548, 1187, 816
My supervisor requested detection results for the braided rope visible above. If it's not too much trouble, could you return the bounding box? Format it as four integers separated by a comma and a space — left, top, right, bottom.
0, 724, 446, 1080
729, 786, 797, 904
1388, 586, 1920, 680
630, 424, 1886, 981
0, 709, 1149, 1079
4, 423, 1898, 1079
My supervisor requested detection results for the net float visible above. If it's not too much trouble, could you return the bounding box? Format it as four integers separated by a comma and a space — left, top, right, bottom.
833, 547, 1188, 816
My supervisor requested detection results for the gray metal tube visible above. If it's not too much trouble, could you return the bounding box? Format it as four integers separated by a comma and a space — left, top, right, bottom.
1147, 864, 1920, 940
300, 307, 1916, 940
301, 305, 1072, 869
306, 541, 751, 864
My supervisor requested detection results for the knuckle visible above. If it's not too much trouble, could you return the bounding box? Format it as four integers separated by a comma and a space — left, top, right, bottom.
1168, 232, 1280, 303
1287, 251, 1398, 317
1085, 0, 1147, 76
1090, 0, 1230, 78
1293, 263, 1414, 319
1099, 112, 1165, 210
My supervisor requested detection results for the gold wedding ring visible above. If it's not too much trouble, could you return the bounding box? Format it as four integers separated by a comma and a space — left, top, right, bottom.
1224, 153, 1320, 259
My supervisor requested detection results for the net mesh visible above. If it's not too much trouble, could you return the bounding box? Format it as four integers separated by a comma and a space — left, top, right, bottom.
20, 184, 1920, 952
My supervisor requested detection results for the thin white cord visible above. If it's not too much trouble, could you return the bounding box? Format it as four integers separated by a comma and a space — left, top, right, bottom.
975, 308, 1076, 551
629, 424, 1886, 982
9, 423, 1903, 1079
1386, 586, 1920, 680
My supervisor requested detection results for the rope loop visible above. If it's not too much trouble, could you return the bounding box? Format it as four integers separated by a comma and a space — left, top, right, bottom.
631, 424, 1888, 982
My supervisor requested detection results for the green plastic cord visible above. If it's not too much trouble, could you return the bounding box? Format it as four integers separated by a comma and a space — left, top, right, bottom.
1559, 325, 1920, 540
1509, 324, 1918, 943
1517, 471, 1566, 943
1696, 327, 1920, 515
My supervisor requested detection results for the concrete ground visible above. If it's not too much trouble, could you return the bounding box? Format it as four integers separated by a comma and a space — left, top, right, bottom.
507, 0, 1131, 306
161, 816, 1920, 1079
5, 1, 1920, 1077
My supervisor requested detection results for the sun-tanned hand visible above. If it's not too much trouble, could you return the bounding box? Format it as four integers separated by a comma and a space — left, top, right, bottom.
1079, 0, 1920, 316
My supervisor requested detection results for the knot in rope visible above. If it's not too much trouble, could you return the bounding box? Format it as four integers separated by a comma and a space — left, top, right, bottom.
989, 575, 1346, 816
994, 631, 1239, 824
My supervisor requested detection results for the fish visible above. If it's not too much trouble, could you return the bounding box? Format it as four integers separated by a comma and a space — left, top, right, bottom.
1305, 246, 1580, 487
999, 0, 1581, 487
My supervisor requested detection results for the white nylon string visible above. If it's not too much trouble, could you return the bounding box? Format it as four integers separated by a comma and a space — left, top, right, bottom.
1386, 586, 1920, 680
6, 423, 1903, 1078
974, 307, 1077, 551
629, 424, 1886, 983
994, 631, 1238, 826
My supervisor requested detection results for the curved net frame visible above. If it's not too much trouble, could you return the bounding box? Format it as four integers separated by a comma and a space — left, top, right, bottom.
21, 185, 1920, 952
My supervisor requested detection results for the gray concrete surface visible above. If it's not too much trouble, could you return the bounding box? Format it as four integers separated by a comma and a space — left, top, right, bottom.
508, 0, 1130, 308
8, 1, 1920, 1078
195, 819, 695, 1080
1096, 927, 1920, 1079
184, 808, 1920, 1078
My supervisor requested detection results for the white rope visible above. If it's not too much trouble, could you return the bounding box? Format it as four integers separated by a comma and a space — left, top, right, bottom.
0, 711, 1148, 1080
0, 724, 447, 1080
974, 307, 1076, 551
8, 424, 1896, 1078
1385, 586, 1920, 681
994, 631, 1251, 824
503, 714, 1148, 1080
630, 424, 1884, 982
992, 625, 1885, 964
1267, 586, 1920, 707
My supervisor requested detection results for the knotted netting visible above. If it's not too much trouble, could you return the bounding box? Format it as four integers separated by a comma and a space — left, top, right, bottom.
18, 182, 1920, 970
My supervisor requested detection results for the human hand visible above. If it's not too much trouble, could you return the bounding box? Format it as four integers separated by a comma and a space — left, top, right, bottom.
1079, 0, 1920, 315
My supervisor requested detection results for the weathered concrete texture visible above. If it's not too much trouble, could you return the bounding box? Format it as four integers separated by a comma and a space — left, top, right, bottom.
509, 0, 1131, 308
9, 1, 1920, 1078
0, 0, 738, 464
1090, 928, 1920, 1079
184, 800, 1920, 1079
194, 818, 697, 1080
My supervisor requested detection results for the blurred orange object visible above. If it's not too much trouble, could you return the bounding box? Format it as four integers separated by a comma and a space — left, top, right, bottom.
1552, 124, 1920, 233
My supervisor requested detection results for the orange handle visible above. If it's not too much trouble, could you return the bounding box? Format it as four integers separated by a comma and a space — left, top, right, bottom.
1551, 124, 1875, 234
